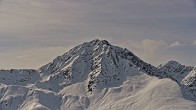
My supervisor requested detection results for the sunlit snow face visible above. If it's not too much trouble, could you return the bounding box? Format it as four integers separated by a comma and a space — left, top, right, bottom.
0, 0, 196, 69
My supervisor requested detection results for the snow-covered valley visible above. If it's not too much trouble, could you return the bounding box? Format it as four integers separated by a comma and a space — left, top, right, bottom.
0, 39, 196, 110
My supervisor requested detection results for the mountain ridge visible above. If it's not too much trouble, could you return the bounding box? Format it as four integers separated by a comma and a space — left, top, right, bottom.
0, 39, 195, 110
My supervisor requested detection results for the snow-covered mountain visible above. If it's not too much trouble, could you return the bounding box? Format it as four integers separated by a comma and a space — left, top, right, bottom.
0, 39, 196, 110
158, 60, 196, 101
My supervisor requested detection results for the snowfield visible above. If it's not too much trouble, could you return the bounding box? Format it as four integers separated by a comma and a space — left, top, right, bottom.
0, 39, 196, 110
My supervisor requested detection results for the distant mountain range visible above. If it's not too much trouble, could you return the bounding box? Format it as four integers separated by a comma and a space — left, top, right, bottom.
0, 39, 195, 110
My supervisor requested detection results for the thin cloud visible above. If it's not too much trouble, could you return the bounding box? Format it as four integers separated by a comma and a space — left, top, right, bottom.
169, 41, 185, 48
0, 46, 69, 69
119, 39, 168, 65
193, 40, 196, 45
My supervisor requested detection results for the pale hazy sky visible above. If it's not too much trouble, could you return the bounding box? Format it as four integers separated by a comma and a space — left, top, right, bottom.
0, 0, 196, 69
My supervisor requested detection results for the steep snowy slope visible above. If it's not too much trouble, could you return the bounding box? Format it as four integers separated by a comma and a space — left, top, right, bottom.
0, 73, 195, 110
0, 69, 41, 86
36, 39, 164, 92
58, 72, 196, 110
0, 84, 61, 110
0, 39, 196, 110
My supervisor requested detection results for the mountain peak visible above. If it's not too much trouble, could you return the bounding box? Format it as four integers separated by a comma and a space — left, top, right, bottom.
38, 39, 161, 92
158, 60, 182, 68
0, 39, 196, 109
88, 39, 111, 46
36, 39, 196, 101
158, 60, 194, 73
167, 60, 181, 65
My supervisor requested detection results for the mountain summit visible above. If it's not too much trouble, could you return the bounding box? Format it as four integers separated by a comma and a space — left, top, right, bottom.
37, 39, 161, 92
0, 39, 196, 110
